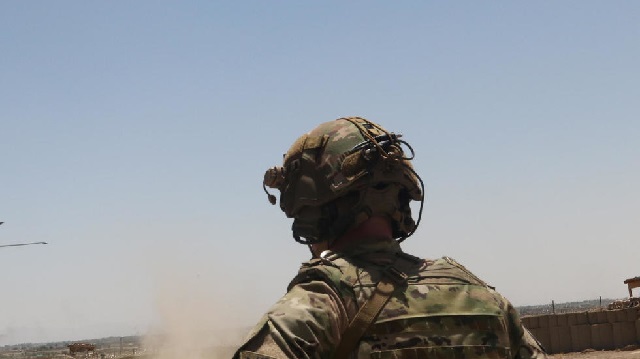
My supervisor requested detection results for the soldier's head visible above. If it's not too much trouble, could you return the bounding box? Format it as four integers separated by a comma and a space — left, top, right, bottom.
263, 117, 424, 248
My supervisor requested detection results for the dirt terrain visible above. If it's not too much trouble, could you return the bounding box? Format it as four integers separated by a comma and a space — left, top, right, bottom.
551, 348, 640, 359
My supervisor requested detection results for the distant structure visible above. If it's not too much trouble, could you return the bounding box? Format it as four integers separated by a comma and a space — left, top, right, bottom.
624, 276, 640, 297
68, 343, 96, 355
607, 276, 640, 310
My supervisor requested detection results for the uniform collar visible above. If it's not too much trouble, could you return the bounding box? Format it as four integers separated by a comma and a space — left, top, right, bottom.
330, 236, 401, 261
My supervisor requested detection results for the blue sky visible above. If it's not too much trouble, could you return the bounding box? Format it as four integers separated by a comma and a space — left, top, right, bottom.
1, 1, 639, 346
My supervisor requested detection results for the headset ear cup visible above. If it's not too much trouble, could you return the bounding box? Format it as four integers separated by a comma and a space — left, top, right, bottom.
295, 175, 317, 204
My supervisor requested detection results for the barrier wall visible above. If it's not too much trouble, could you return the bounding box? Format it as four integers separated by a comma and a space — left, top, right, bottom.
521, 307, 639, 354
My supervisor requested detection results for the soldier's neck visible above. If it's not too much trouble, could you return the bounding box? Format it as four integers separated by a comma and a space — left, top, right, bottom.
311, 216, 393, 256
337, 216, 393, 245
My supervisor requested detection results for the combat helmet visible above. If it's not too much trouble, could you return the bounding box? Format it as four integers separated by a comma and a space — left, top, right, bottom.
263, 117, 424, 245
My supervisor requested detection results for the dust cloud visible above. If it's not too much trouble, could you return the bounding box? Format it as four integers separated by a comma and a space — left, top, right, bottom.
142, 268, 249, 359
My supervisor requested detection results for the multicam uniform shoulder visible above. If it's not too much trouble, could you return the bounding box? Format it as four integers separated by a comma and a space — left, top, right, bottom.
233, 254, 355, 359
288, 253, 361, 318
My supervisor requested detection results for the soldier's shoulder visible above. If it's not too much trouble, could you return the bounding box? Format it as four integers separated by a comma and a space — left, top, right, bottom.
422, 256, 495, 288
288, 251, 352, 290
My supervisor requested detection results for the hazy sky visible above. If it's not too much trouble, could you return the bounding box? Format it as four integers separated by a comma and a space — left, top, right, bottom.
1, 1, 639, 346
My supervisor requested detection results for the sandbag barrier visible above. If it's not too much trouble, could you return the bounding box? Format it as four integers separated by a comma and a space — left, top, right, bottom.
521, 307, 639, 353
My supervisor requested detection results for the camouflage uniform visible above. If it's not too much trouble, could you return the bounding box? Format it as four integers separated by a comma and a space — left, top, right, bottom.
233, 237, 546, 359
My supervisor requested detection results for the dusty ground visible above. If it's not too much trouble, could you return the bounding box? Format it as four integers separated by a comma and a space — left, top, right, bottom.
140, 347, 640, 359
551, 348, 640, 359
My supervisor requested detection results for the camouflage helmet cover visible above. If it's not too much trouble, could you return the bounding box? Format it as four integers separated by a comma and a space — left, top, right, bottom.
264, 117, 423, 244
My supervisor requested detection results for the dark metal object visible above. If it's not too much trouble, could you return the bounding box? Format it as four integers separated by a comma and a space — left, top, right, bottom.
0, 241, 48, 248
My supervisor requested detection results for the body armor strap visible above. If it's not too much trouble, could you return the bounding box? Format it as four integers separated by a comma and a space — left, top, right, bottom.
332, 265, 407, 359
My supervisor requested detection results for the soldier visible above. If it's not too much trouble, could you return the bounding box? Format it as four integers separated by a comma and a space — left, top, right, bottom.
234, 117, 546, 359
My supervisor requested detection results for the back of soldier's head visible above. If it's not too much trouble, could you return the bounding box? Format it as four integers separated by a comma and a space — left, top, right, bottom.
263, 117, 424, 246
